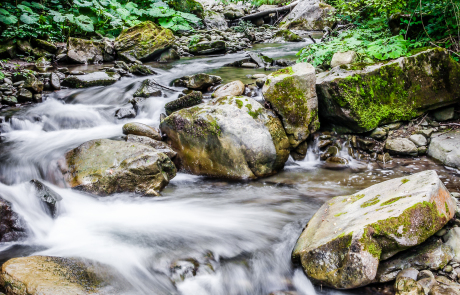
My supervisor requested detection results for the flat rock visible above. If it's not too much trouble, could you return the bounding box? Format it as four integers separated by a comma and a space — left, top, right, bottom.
63, 72, 120, 88
385, 138, 418, 156
428, 130, 460, 169
212, 81, 245, 99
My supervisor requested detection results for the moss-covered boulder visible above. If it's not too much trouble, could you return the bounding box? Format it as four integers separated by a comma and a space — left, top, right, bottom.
129, 64, 157, 76
133, 79, 162, 97
223, 6, 244, 20
0, 256, 114, 295
262, 63, 319, 153
114, 21, 175, 62
160, 96, 290, 179
60, 139, 176, 196
165, 91, 203, 115
272, 30, 303, 42
317, 48, 460, 133
169, 0, 204, 18
189, 41, 226, 55
35, 39, 57, 54
67, 37, 103, 64
281, 1, 335, 30
63, 72, 120, 88
292, 170, 456, 289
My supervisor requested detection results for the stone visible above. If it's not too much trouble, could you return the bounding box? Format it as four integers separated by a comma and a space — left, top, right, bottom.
252, 74, 267, 79
394, 274, 424, 295
165, 91, 203, 115
168, 0, 204, 18
30, 179, 62, 218
67, 37, 103, 64
35, 39, 57, 53
160, 96, 290, 179
212, 81, 245, 99
272, 30, 303, 42
316, 49, 460, 133
122, 122, 161, 140
292, 170, 456, 289
445, 228, 460, 263
63, 72, 120, 88
133, 79, 162, 97
431, 277, 460, 295
281, 1, 335, 30
370, 127, 388, 139
262, 63, 319, 150
115, 21, 175, 62
0, 41, 16, 59
428, 130, 460, 169
60, 139, 175, 196
126, 135, 176, 159
255, 78, 266, 88
189, 40, 226, 55
434, 107, 455, 121
129, 64, 157, 76
410, 134, 428, 147
241, 63, 258, 68
385, 138, 418, 156
203, 11, 228, 30
418, 146, 427, 154
0, 197, 26, 242
18, 88, 33, 102
23, 74, 43, 93
417, 128, 434, 138
115, 107, 136, 119
115, 61, 129, 71
17, 40, 33, 55
331, 51, 357, 68
223, 6, 244, 20
159, 48, 180, 62
2, 96, 18, 106
247, 52, 273, 68
173, 73, 222, 90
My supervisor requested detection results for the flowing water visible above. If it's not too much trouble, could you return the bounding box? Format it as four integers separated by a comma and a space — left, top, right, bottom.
1, 41, 460, 295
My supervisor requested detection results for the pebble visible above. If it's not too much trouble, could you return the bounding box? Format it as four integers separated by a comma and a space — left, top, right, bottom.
3, 78, 12, 85
436, 228, 448, 236
445, 265, 453, 273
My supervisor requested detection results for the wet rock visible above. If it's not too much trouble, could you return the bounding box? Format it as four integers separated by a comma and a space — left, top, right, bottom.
133, 79, 162, 97
212, 80, 245, 99
431, 277, 460, 294
316, 49, 460, 133
126, 135, 176, 159
0, 41, 17, 59
23, 74, 44, 93
159, 48, 180, 62
331, 51, 357, 68
252, 74, 267, 79
17, 40, 33, 55
241, 62, 258, 68
281, 1, 335, 30
173, 73, 222, 90
247, 52, 273, 68
2, 96, 18, 106
165, 91, 203, 116
30, 179, 62, 218
428, 130, 460, 169
263, 63, 319, 151
170, 259, 199, 282
0, 197, 27, 242
67, 37, 103, 64
122, 122, 161, 140
129, 64, 157, 76
324, 156, 349, 170
394, 270, 424, 295
417, 128, 434, 138
433, 107, 455, 121
61, 139, 176, 196
63, 72, 121, 88
50, 73, 61, 90
35, 56, 52, 72
203, 10, 228, 30
160, 96, 290, 179
35, 39, 57, 53
189, 40, 226, 55
223, 6, 244, 20
385, 138, 418, 156
115, 107, 136, 119
115, 21, 174, 62
408, 134, 427, 147
18, 88, 33, 102
272, 30, 303, 42
445, 228, 460, 263
255, 78, 266, 88
292, 170, 456, 289
115, 61, 129, 71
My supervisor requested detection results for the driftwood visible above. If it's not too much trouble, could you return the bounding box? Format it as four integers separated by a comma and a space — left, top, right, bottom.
240, 0, 300, 21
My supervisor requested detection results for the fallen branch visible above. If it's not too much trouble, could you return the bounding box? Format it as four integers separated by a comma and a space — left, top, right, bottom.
308, 34, 316, 44
440, 123, 460, 126
240, 1, 300, 21
150, 78, 179, 92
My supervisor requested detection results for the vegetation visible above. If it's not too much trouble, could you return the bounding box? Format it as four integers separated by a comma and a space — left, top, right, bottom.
298, 0, 460, 67
220, 0, 291, 7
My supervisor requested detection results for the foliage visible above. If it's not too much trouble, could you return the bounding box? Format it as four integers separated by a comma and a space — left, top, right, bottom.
0, 0, 202, 42
219, 0, 291, 7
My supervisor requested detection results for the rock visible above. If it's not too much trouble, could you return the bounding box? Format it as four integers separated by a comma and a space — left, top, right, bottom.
417, 128, 434, 138
394, 273, 425, 295
115, 61, 129, 71
18, 88, 33, 102
431, 277, 460, 295
159, 48, 180, 62
255, 78, 266, 88
262, 63, 319, 151
292, 170, 456, 289
370, 127, 388, 139
0, 256, 112, 295
133, 79, 162, 97
122, 122, 161, 140
0, 41, 16, 58
2, 96, 18, 106
115, 21, 175, 62
61, 139, 175, 196
376, 238, 454, 282
281, 1, 335, 30
23, 74, 43, 93
165, 91, 203, 115
433, 107, 455, 121
115, 107, 136, 119
428, 130, 460, 169
67, 37, 103, 64
126, 135, 176, 159
35, 57, 51, 72
160, 96, 290, 179
35, 39, 57, 53
173, 73, 222, 90
168, 0, 204, 18
223, 6, 244, 20
50, 72, 61, 90
331, 51, 357, 68
189, 40, 226, 55
17, 40, 33, 55
409, 134, 428, 147
316, 49, 460, 133
30, 179, 62, 218
203, 11, 228, 30
418, 270, 435, 280
272, 30, 303, 42
445, 228, 460, 263
324, 156, 349, 170
129, 64, 157, 76
0, 197, 26, 242
247, 52, 273, 68
63, 72, 120, 88
212, 81, 245, 99
385, 138, 418, 156
252, 74, 267, 79
241, 63, 258, 68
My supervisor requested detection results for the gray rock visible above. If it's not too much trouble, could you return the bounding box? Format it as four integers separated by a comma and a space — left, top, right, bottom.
63, 72, 120, 88
129, 64, 157, 76
18, 88, 33, 102
417, 277, 437, 295
434, 107, 455, 121
3, 78, 12, 85
385, 138, 418, 156
203, 10, 228, 30
122, 122, 161, 141
126, 135, 176, 159
417, 128, 434, 138
159, 48, 180, 62
2, 96, 18, 106
223, 6, 244, 20
50, 73, 60, 90
173, 73, 222, 90
23, 74, 43, 93
370, 127, 388, 139
133, 79, 162, 97
189, 41, 226, 55
431, 276, 460, 294
428, 130, 460, 169
165, 91, 203, 116
212, 81, 245, 99
241, 63, 258, 68
409, 134, 428, 146
445, 228, 460, 263
30, 180, 62, 218
330, 51, 357, 68
0, 197, 27, 242
67, 37, 103, 64
115, 107, 136, 119
281, 1, 335, 30
394, 273, 425, 295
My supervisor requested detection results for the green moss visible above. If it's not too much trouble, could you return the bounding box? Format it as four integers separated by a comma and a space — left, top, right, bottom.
361, 196, 380, 208
274, 30, 302, 42
272, 66, 294, 77
381, 196, 408, 206
334, 212, 347, 217
235, 99, 243, 109
343, 194, 365, 203
168, 0, 204, 18
248, 107, 264, 119
401, 178, 410, 184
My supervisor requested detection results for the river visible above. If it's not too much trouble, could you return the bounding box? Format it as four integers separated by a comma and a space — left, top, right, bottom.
0, 41, 459, 295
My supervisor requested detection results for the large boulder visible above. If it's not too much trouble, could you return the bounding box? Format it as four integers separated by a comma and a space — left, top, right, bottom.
160, 96, 290, 179
63, 72, 120, 88
133, 79, 162, 97
262, 63, 319, 151
317, 49, 460, 133
292, 170, 456, 289
189, 40, 226, 55
281, 0, 335, 30
67, 37, 103, 64
60, 139, 176, 196
168, 0, 204, 18
114, 21, 175, 62
203, 11, 228, 30
428, 130, 460, 169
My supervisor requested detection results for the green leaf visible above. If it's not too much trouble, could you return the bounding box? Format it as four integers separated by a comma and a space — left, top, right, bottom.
17, 4, 34, 13
0, 10, 18, 25
158, 17, 174, 28
20, 13, 39, 24
75, 15, 94, 32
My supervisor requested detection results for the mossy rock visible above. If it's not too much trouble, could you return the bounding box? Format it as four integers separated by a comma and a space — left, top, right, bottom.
189, 40, 226, 55
274, 30, 303, 42
35, 39, 57, 53
62, 72, 120, 88
292, 170, 456, 289
114, 21, 175, 62
280, 1, 335, 30
203, 10, 228, 30
0, 41, 16, 59
160, 96, 290, 179
133, 79, 162, 97
67, 37, 103, 64
173, 73, 222, 90
316, 48, 460, 133
168, 0, 204, 18
165, 91, 203, 115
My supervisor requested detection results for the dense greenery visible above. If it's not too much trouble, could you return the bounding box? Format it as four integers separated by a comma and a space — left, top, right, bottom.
0, 0, 201, 42
298, 0, 460, 66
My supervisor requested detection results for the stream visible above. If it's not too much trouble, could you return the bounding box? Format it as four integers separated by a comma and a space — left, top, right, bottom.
0, 41, 459, 295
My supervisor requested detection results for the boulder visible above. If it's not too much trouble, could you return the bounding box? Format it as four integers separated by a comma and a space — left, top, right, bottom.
173, 73, 222, 90
35, 39, 57, 53
428, 130, 460, 169
281, 1, 335, 30
30, 179, 62, 218
385, 138, 418, 156
114, 21, 175, 62
18, 88, 33, 102
0, 41, 16, 59
203, 11, 228, 30
223, 6, 244, 20
126, 135, 176, 159
17, 40, 33, 55
433, 107, 455, 121
122, 122, 161, 140
212, 81, 245, 99
67, 37, 103, 64
262, 63, 319, 151
63, 72, 120, 88
23, 74, 43, 93
394, 270, 425, 295
115, 107, 136, 119
189, 40, 226, 55
292, 170, 456, 289
272, 30, 303, 42
2, 96, 18, 106
159, 48, 180, 62
445, 227, 460, 263
409, 134, 427, 147
133, 79, 162, 97
129, 64, 157, 76
316, 49, 460, 133
168, 0, 204, 18
330, 51, 357, 68
160, 96, 290, 179
61, 139, 176, 196
50, 73, 61, 90
165, 91, 203, 115
0, 197, 26, 242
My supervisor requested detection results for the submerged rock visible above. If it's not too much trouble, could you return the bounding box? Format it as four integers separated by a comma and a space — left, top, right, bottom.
61, 139, 176, 196
30, 179, 62, 218
160, 96, 290, 179
428, 130, 460, 169
272, 30, 303, 42
63, 72, 120, 88
165, 91, 203, 115
67, 37, 103, 64
292, 170, 456, 289
173, 73, 222, 90
212, 81, 245, 99
129, 64, 157, 76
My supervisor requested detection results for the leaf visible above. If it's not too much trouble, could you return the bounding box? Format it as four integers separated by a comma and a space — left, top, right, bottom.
20, 13, 39, 24
0, 9, 18, 25
17, 4, 34, 13
73, 0, 93, 7
28, 2, 46, 9
75, 15, 94, 32
158, 17, 174, 28
177, 11, 200, 23
116, 7, 130, 20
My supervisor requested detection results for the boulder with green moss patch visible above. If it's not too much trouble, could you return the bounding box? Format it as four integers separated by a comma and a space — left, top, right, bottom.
292, 170, 456, 289
272, 30, 303, 42
160, 96, 290, 179
262, 63, 319, 157
316, 49, 460, 133
165, 91, 203, 115
189, 40, 226, 55
114, 21, 175, 62
281, 1, 335, 30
